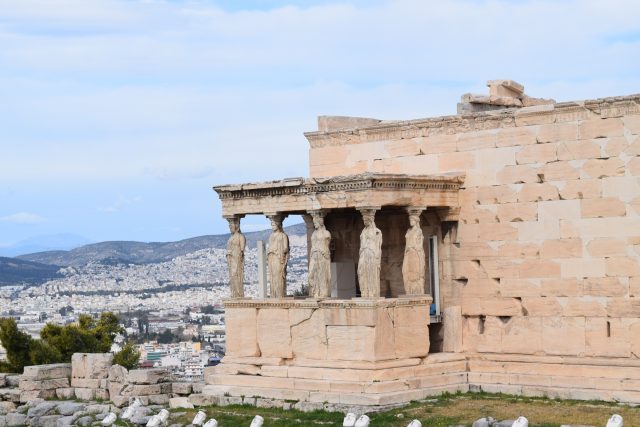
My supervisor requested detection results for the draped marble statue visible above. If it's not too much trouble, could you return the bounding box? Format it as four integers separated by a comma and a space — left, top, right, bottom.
402, 209, 426, 295
308, 211, 332, 298
267, 215, 289, 298
226, 216, 246, 298
357, 209, 382, 298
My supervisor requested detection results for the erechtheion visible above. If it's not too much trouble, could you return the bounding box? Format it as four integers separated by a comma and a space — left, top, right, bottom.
206, 80, 640, 407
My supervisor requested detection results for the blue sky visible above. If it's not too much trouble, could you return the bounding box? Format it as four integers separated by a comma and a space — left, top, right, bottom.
1, 0, 639, 253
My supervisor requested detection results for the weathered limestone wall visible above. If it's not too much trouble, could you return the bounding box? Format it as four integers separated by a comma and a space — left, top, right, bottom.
306, 95, 640, 360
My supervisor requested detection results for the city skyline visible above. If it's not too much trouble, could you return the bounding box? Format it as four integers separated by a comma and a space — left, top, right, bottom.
2, 0, 639, 252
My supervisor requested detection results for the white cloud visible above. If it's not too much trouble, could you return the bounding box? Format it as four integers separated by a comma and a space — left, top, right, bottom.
0, 212, 47, 224
0, 0, 639, 186
98, 196, 143, 213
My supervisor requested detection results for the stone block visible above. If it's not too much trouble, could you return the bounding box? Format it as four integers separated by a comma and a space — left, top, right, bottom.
71, 353, 113, 379
419, 134, 457, 154
539, 277, 580, 298
605, 257, 640, 277
581, 198, 626, 218
537, 123, 578, 143
438, 152, 475, 172
496, 165, 540, 184
55, 387, 76, 400
517, 221, 560, 242
496, 202, 537, 222
560, 258, 605, 278
457, 130, 497, 151
583, 277, 628, 297
442, 306, 463, 353
542, 317, 585, 356
19, 378, 69, 391
74, 388, 96, 401
540, 238, 582, 258
585, 317, 630, 357
126, 369, 167, 385
461, 298, 522, 316
556, 140, 601, 160
521, 297, 562, 316
22, 364, 71, 381
146, 394, 170, 405
540, 161, 580, 181
326, 325, 375, 362
257, 308, 292, 358
582, 158, 625, 179
586, 238, 627, 257
120, 382, 172, 396
516, 144, 557, 164
496, 127, 537, 147
518, 183, 559, 202
108, 364, 128, 383
171, 382, 192, 395
538, 200, 581, 221
477, 185, 518, 204
71, 378, 102, 389
519, 260, 561, 278
629, 156, 640, 176
562, 297, 607, 316
225, 307, 259, 357
169, 397, 194, 409
558, 179, 601, 200
188, 393, 219, 407
478, 223, 518, 241
579, 118, 624, 139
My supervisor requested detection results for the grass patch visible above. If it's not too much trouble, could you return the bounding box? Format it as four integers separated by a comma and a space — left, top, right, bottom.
167, 392, 640, 426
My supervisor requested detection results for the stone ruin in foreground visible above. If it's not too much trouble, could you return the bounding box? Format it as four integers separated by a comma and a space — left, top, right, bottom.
208, 80, 640, 408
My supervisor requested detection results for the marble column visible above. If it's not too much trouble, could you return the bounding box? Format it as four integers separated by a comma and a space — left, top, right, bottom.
402, 207, 426, 295
357, 207, 382, 298
308, 210, 332, 298
266, 213, 289, 298
225, 215, 246, 298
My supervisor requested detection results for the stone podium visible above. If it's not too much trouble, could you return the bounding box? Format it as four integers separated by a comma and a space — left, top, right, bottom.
203, 297, 467, 407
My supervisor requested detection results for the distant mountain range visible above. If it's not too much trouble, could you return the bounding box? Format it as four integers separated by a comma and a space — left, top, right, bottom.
0, 233, 91, 257
15, 223, 307, 268
0, 257, 63, 286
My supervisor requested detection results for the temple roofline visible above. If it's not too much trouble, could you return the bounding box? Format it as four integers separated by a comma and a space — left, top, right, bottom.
304, 93, 640, 148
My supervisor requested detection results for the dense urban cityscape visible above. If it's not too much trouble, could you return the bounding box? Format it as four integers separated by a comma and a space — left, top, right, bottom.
0, 233, 307, 380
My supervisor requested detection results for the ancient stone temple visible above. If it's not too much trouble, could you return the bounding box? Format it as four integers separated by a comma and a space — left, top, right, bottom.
204, 80, 640, 407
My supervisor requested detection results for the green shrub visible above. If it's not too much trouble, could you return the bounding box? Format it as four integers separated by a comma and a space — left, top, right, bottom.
113, 341, 141, 370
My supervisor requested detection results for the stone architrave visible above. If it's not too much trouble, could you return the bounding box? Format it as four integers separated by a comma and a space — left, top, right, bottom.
267, 214, 289, 298
357, 208, 382, 298
225, 215, 246, 298
308, 210, 331, 298
402, 207, 426, 295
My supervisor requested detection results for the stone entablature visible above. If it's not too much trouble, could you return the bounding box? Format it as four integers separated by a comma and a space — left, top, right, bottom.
213, 173, 463, 216
304, 94, 640, 149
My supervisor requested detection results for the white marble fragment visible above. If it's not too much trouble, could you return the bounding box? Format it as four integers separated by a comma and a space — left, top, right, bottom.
146, 415, 161, 427
203, 419, 218, 427
192, 410, 207, 426
101, 413, 117, 426
606, 414, 623, 427
343, 413, 357, 427
250, 415, 264, 427
407, 420, 422, 427
511, 417, 528, 427
355, 414, 370, 427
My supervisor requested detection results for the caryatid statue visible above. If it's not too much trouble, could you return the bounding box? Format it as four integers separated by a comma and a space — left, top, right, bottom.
402, 208, 426, 295
226, 216, 246, 298
357, 208, 382, 298
308, 211, 331, 298
267, 214, 289, 298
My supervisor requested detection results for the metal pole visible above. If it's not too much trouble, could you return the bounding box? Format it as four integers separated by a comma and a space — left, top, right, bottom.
257, 240, 268, 298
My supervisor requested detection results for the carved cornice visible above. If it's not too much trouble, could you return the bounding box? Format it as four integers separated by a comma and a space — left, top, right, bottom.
223, 297, 432, 309
304, 94, 640, 148
214, 173, 464, 201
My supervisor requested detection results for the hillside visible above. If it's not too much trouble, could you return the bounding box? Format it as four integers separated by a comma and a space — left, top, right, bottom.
16, 223, 306, 267
0, 257, 63, 286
